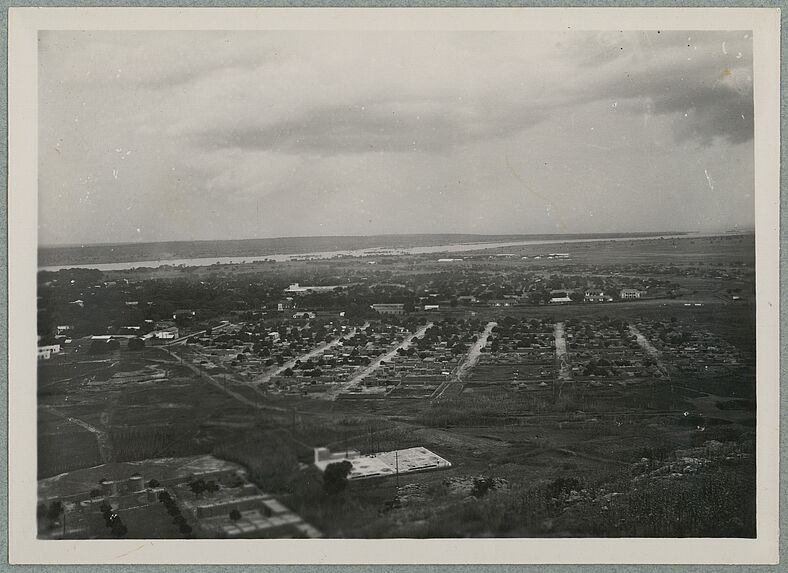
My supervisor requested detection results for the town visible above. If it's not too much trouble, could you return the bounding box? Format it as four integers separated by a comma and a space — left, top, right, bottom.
37, 233, 756, 539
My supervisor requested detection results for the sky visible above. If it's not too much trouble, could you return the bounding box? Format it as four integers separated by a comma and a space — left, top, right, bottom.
39, 30, 754, 246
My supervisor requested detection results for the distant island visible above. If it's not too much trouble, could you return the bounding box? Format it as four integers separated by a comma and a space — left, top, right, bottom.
39, 232, 688, 268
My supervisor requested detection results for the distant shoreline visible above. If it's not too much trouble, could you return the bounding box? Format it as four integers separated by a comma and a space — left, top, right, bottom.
36, 231, 751, 273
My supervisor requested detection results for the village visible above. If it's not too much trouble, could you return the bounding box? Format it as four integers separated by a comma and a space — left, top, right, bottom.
35, 233, 757, 539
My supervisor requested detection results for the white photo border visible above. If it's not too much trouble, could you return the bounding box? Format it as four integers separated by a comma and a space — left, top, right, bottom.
7, 6, 781, 565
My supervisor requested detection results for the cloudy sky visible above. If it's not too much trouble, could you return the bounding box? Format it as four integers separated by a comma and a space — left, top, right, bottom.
39, 29, 754, 245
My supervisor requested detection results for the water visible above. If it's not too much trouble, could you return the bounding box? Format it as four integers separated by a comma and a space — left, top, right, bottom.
38, 231, 737, 272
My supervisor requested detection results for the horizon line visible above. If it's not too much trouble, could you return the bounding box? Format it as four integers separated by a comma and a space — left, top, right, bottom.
36, 229, 753, 250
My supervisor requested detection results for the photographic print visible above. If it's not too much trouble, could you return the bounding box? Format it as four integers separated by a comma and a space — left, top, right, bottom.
8, 7, 780, 565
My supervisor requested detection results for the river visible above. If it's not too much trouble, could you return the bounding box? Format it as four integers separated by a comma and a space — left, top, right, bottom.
38, 231, 742, 273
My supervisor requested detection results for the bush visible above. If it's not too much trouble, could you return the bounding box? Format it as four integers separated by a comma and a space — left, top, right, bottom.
323, 460, 353, 496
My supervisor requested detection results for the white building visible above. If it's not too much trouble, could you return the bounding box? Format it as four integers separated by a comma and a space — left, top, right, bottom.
620, 288, 644, 300
313, 446, 451, 480
37, 344, 61, 360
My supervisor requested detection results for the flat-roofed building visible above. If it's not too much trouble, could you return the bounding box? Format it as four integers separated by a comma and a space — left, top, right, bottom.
371, 303, 405, 315
313, 446, 451, 480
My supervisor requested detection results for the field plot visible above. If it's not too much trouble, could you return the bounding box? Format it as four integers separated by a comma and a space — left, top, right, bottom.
563, 318, 663, 383
468, 318, 556, 393
267, 322, 413, 397
357, 319, 487, 400
631, 319, 751, 378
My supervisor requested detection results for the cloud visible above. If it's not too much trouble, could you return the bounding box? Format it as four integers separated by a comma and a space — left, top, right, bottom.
563, 31, 754, 146
169, 30, 753, 155
191, 98, 547, 155
37, 30, 755, 245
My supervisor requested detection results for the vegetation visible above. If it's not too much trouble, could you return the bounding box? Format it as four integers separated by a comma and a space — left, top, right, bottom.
323, 461, 353, 496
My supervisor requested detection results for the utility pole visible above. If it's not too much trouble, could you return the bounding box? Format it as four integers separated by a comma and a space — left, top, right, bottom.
395, 450, 400, 490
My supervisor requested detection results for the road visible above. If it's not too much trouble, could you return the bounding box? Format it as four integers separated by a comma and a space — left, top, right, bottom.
628, 324, 670, 378
166, 320, 234, 346
255, 322, 370, 387
327, 322, 434, 400
553, 322, 571, 381
431, 321, 497, 402
159, 346, 284, 412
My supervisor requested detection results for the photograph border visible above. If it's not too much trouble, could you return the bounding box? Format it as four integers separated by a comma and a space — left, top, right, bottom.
4, 3, 782, 568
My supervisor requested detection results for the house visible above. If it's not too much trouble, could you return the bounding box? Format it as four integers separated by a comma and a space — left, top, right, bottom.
277, 298, 294, 311
584, 290, 611, 303
147, 326, 179, 341
55, 325, 73, 336
620, 288, 644, 300
173, 309, 196, 321
293, 312, 316, 319
371, 303, 405, 315
549, 289, 573, 304
423, 304, 440, 311
37, 344, 61, 360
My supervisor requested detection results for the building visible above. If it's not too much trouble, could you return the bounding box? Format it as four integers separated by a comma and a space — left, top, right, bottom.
620, 288, 644, 300
292, 311, 316, 319
423, 304, 440, 311
549, 290, 573, 304
371, 303, 405, 315
284, 283, 342, 294
584, 290, 612, 303
313, 446, 451, 480
144, 326, 179, 341
55, 325, 73, 336
277, 298, 294, 311
173, 309, 196, 321
37, 344, 61, 360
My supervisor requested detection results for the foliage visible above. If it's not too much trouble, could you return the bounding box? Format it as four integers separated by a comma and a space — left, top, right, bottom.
323, 460, 353, 496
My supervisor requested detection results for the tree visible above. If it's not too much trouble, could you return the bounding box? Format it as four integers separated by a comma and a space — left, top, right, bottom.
229, 509, 242, 522
282, 367, 294, 377
189, 478, 207, 498
47, 500, 64, 522
323, 460, 353, 495
147, 479, 160, 489
128, 337, 146, 351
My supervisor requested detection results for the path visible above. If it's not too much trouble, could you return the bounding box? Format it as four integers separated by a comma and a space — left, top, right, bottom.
431, 321, 497, 402
628, 324, 670, 378
166, 320, 234, 346
327, 322, 433, 400
553, 322, 571, 381
159, 346, 284, 412
255, 322, 370, 387
40, 405, 112, 463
